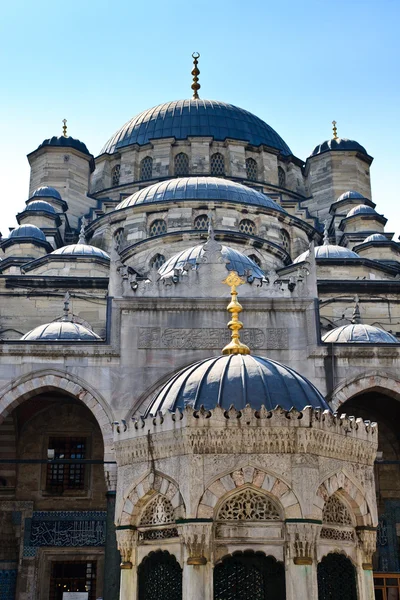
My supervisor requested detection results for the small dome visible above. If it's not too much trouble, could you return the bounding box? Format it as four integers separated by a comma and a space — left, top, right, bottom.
146, 354, 330, 414
158, 244, 265, 280
310, 138, 368, 157
337, 190, 366, 202
101, 99, 292, 155
293, 244, 359, 263
52, 244, 110, 260
346, 204, 378, 218
116, 177, 286, 212
363, 233, 388, 243
36, 136, 91, 157
322, 324, 397, 344
31, 186, 62, 201
25, 200, 56, 214
9, 224, 46, 242
21, 321, 101, 341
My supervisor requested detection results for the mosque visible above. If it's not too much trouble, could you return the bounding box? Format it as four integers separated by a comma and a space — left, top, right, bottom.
1, 53, 400, 600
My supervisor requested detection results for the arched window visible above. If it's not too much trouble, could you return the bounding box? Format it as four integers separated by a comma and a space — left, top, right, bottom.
140, 156, 153, 181
214, 552, 285, 600
246, 157, 258, 180
317, 554, 357, 600
210, 152, 225, 176
280, 229, 290, 254
149, 219, 167, 237
239, 219, 256, 235
217, 488, 280, 521
278, 166, 286, 188
248, 253, 261, 267
320, 494, 355, 542
194, 214, 209, 230
174, 152, 189, 176
138, 551, 182, 600
114, 228, 125, 252
149, 254, 166, 270
111, 164, 120, 186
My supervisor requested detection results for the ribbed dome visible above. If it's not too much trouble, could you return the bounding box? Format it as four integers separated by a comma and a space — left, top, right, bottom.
322, 324, 397, 344
146, 354, 330, 414
36, 136, 91, 157
310, 138, 368, 157
158, 244, 265, 280
21, 321, 101, 341
116, 177, 285, 212
346, 204, 378, 218
362, 233, 388, 243
31, 186, 62, 201
25, 200, 56, 214
337, 190, 366, 202
293, 244, 359, 263
101, 99, 292, 155
52, 244, 110, 260
9, 224, 46, 242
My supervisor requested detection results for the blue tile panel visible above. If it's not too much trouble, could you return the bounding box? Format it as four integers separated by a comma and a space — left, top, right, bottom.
101, 99, 292, 155
0, 570, 17, 599
376, 501, 400, 572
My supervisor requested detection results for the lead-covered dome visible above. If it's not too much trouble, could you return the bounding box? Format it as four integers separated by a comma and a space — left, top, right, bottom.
35, 136, 92, 157
293, 244, 359, 263
9, 224, 46, 242
362, 233, 388, 243
24, 200, 56, 215
21, 321, 101, 341
322, 324, 397, 344
158, 244, 265, 280
116, 177, 286, 212
30, 186, 62, 201
337, 190, 367, 202
346, 204, 378, 218
101, 100, 292, 155
145, 354, 330, 414
52, 244, 110, 260
310, 138, 368, 157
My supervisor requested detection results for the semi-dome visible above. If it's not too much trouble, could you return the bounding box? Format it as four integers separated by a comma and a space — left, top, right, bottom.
362, 233, 388, 243
24, 200, 56, 214
310, 138, 368, 157
337, 190, 366, 202
346, 204, 378, 218
145, 354, 330, 414
35, 136, 92, 157
30, 186, 62, 201
21, 321, 101, 341
293, 244, 359, 263
322, 324, 398, 344
9, 224, 46, 242
116, 177, 286, 212
52, 244, 110, 260
158, 244, 265, 280
101, 99, 292, 156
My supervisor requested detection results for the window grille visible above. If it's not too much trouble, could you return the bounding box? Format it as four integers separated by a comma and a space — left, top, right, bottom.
138, 551, 182, 600
46, 437, 86, 493
149, 219, 167, 237
140, 156, 153, 181
278, 166, 286, 188
114, 228, 125, 252
140, 495, 175, 526
49, 561, 96, 600
150, 254, 166, 269
217, 488, 280, 521
239, 219, 256, 235
280, 229, 290, 253
317, 554, 357, 600
112, 164, 120, 186
174, 153, 189, 176
248, 254, 261, 267
323, 495, 353, 526
246, 157, 258, 180
210, 152, 225, 176
194, 214, 209, 230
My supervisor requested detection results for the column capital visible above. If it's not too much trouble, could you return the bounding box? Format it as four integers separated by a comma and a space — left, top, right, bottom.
357, 526, 377, 570
180, 522, 213, 565
116, 527, 136, 567
286, 521, 321, 565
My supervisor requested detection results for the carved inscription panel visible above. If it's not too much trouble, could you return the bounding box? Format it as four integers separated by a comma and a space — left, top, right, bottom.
138, 327, 289, 350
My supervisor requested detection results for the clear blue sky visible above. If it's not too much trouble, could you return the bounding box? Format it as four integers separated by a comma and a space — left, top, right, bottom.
1, 0, 399, 238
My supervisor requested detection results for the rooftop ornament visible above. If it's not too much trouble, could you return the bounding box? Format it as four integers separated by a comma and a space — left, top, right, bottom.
332, 120, 338, 140
78, 217, 87, 244
62, 291, 71, 322
191, 52, 200, 99
222, 271, 250, 356
62, 118, 68, 138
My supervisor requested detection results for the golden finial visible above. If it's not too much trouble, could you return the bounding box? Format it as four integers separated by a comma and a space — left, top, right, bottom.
62, 118, 68, 137
222, 271, 250, 355
191, 52, 200, 100
332, 120, 338, 140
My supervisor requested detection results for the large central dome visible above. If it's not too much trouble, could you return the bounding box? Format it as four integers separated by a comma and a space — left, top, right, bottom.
100, 99, 292, 155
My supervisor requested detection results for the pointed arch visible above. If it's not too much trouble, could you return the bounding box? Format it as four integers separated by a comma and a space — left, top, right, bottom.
329, 370, 400, 412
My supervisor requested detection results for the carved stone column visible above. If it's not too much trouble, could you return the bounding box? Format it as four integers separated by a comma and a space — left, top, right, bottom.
285, 521, 320, 600
116, 526, 137, 600
180, 522, 213, 600
357, 527, 377, 600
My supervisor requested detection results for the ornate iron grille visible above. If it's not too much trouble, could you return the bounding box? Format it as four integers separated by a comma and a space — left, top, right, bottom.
278, 166, 286, 188
49, 561, 96, 600
174, 153, 189, 176
211, 153, 225, 176
317, 553, 357, 600
140, 156, 153, 180
149, 219, 167, 237
112, 164, 120, 186
239, 219, 256, 236
150, 254, 166, 269
323, 495, 353, 526
139, 527, 179, 541
46, 437, 86, 493
194, 214, 209, 230
280, 229, 290, 253
138, 551, 182, 600
246, 157, 258, 181
214, 552, 285, 600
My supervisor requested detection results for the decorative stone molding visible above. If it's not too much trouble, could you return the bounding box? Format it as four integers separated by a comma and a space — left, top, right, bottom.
286, 521, 320, 565
357, 527, 377, 570
180, 523, 212, 564
329, 371, 400, 412
116, 527, 136, 567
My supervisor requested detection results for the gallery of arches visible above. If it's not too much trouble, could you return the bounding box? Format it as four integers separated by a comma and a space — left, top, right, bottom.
1, 57, 400, 600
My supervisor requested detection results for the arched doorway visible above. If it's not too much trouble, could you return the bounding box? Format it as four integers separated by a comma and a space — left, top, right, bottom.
317, 553, 357, 599
138, 550, 182, 600
214, 551, 285, 600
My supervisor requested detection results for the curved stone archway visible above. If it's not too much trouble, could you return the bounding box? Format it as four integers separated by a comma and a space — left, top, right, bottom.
329, 371, 400, 412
